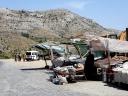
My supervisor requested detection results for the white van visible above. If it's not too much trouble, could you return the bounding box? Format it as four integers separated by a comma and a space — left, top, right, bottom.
26, 51, 40, 61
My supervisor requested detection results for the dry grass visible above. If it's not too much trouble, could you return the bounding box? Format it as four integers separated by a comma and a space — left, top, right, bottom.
0, 31, 36, 57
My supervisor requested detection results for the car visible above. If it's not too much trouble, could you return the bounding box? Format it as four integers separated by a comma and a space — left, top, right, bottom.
25, 51, 40, 61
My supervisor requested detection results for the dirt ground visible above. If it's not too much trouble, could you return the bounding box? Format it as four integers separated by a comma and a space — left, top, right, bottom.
0, 59, 128, 96
0, 59, 52, 69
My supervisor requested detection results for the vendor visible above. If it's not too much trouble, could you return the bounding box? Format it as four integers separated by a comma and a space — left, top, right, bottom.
84, 48, 97, 80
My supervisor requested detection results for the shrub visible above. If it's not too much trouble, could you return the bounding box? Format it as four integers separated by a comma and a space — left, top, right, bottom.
0, 52, 11, 59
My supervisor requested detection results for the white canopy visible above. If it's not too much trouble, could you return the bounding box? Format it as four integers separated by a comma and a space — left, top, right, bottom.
87, 35, 128, 53
106, 38, 128, 53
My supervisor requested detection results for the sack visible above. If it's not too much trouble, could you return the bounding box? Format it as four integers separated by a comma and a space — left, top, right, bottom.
58, 75, 68, 84
52, 78, 60, 85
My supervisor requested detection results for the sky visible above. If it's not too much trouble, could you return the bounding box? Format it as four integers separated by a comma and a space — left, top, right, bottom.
0, 0, 128, 30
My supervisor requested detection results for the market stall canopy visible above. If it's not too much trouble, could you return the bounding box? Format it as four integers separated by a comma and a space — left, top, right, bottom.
87, 35, 128, 53
33, 42, 65, 54
106, 38, 128, 53
90, 39, 106, 51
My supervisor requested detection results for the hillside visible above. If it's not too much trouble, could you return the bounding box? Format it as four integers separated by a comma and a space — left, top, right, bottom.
0, 8, 117, 58
0, 8, 116, 36
0, 31, 36, 58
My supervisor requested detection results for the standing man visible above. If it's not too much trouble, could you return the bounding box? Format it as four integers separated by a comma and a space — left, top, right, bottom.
22, 53, 26, 61
14, 53, 17, 61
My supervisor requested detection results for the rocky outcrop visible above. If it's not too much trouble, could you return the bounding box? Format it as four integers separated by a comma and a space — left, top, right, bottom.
0, 8, 115, 37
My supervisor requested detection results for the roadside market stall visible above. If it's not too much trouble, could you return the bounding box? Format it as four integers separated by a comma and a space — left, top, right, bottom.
48, 42, 90, 84
88, 35, 128, 84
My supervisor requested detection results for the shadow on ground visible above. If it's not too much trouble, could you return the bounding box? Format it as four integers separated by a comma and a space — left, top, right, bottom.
104, 82, 128, 91
20, 65, 50, 71
20, 67, 46, 71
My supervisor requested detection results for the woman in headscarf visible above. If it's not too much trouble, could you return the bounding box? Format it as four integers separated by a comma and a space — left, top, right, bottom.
84, 48, 96, 80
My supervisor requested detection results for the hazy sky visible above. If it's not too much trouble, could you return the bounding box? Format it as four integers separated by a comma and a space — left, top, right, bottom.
0, 0, 127, 30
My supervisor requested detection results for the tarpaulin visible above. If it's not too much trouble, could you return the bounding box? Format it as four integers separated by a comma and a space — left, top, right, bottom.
88, 35, 128, 53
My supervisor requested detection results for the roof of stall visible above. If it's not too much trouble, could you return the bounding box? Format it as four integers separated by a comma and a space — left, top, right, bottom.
33, 42, 65, 53
86, 35, 128, 53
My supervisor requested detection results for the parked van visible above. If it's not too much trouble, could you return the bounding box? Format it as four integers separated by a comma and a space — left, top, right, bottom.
26, 51, 40, 61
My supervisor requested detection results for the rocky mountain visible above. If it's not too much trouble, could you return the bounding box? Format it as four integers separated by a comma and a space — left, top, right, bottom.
0, 8, 115, 36
0, 8, 117, 58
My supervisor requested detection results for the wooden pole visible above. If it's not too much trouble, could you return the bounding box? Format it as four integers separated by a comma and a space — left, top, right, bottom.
44, 45, 54, 69
50, 45, 54, 61
105, 39, 110, 68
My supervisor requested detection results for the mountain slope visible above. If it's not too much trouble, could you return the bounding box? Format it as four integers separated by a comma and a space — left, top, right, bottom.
0, 31, 36, 58
0, 8, 117, 58
0, 8, 115, 37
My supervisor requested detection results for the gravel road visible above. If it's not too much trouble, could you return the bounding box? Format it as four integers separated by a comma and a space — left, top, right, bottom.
0, 60, 128, 96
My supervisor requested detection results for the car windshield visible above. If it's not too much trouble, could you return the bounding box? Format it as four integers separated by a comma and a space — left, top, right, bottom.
26, 52, 31, 55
